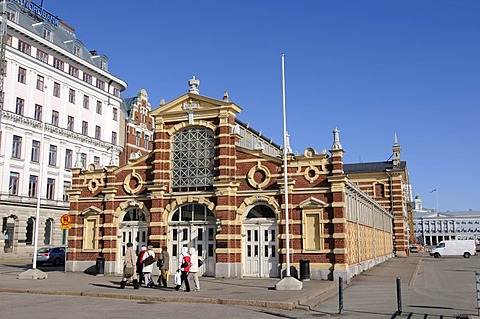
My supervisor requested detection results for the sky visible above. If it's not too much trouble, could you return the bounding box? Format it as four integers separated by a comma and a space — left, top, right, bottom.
40, 0, 480, 212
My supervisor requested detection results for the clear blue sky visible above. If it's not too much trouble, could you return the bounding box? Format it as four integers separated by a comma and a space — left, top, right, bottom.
43, 0, 480, 212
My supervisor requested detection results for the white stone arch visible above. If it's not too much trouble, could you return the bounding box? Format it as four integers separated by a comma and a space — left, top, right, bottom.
114, 199, 151, 224
163, 196, 216, 223
236, 195, 281, 223
166, 120, 217, 137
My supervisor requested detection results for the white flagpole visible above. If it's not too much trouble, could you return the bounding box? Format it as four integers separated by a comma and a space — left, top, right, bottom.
281, 54, 291, 277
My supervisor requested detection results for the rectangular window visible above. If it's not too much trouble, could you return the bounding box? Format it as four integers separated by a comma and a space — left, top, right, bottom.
51, 110, 59, 126
17, 67, 26, 83
67, 116, 74, 131
43, 28, 53, 41
6, 35, 12, 47
53, 58, 64, 71
83, 73, 92, 84
63, 181, 71, 202
113, 108, 118, 121
68, 65, 79, 78
15, 97, 24, 115
81, 153, 87, 169
46, 178, 55, 200
96, 79, 105, 90
28, 175, 38, 197
18, 40, 31, 55
12, 135, 22, 159
96, 101, 102, 114
9, 172, 19, 195
36, 49, 49, 63
34, 104, 42, 121
111, 132, 117, 145
68, 89, 76, 103
83, 95, 89, 109
53, 82, 61, 98
302, 210, 324, 251
31, 140, 40, 162
7, 8, 18, 23
36, 75, 44, 91
95, 125, 101, 139
145, 135, 150, 149
65, 149, 73, 169
113, 87, 119, 97
82, 121, 88, 135
48, 145, 57, 166
94, 156, 100, 167
83, 217, 97, 250
135, 131, 141, 146
73, 45, 81, 57
100, 60, 107, 71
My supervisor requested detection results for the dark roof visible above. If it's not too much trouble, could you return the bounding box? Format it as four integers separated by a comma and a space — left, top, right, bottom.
344, 161, 406, 174
121, 97, 137, 115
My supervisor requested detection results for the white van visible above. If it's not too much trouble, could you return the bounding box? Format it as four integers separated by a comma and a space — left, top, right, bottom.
430, 240, 476, 258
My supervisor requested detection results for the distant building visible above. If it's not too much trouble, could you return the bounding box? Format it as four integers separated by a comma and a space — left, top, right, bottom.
0, 1, 126, 260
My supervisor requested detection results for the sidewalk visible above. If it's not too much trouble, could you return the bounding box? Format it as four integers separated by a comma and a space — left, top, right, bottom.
0, 262, 337, 311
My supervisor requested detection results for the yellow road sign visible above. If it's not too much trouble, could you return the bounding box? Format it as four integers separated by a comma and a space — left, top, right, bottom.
60, 224, 72, 230
60, 214, 71, 226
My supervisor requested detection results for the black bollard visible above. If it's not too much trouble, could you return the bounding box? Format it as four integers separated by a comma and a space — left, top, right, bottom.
339, 276, 344, 314
396, 277, 402, 315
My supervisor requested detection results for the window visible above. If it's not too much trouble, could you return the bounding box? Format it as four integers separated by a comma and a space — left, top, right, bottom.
300, 202, 326, 251
81, 153, 87, 169
44, 219, 53, 245
34, 104, 42, 121
18, 67, 26, 83
36, 75, 44, 91
51, 110, 59, 126
18, 40, 31, 55
53, 58, 64, 71
135, 131, 141, 146
73, 44, 81, 57
94, 156, 100, 167
43, 28, 53, 41
31, 140, 40, 162
36, 49, 49, 63
9, 172, 19, 195
95, 125, 101, 139
172, 127, 215, 190
6, 34, 12, 47
83, 73, 92, 84
145, 135, 150, 149
375, 183, 385, 198
113, 108, 118, 121
26, 217, 35, 245
83, 95, 89, 109
111, 132, 117, 144
96, 79, 105, 90
67, 116, 74, 131
12, 135, 22, 159
141, 108, 147, 123
7, 8, 18, 23
46, 178, 55, 200
96, 101, 102, 114
82, 121, 88, 135
53, 82, 61, 98
68, 65, 79, 78
28, 175, 38, 197
83, 216, 98, 250
63, 182, 71, 202
65, 149, 73, 169
68, 89, 76, 104
15, 97, 24, 115
100, 60, 107, 71
113, 87, 119, 97
48, 145, 57, 166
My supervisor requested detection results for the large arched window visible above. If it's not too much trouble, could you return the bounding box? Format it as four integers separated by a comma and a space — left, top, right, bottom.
172, 127, 214, 191
123, 208, 146, 222
246, 204, 276, 219
171, 204, 215, 223
44, 218, 53, 245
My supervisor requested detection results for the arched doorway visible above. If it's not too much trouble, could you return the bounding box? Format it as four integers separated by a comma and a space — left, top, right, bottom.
118, 207, 147, 273
243, 204, 279, 278
170, 204, 216, 276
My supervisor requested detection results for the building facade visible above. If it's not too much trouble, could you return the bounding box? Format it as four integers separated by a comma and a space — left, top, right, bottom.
0, 0, 126, 260
67, 79, 394, 282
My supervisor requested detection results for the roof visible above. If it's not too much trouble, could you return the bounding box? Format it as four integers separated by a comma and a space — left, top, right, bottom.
413, 210, 480, 219
344, 161, 407, 174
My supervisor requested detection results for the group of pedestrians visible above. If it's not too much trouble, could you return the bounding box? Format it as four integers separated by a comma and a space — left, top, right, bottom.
120, 243, 201, 292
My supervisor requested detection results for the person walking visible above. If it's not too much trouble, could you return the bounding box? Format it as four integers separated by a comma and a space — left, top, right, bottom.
136, 245, 147, 285
188, 247, 200, 291
120, 242, 139, 289
175, 246, 190, 292
142, 244, 155, 288
157, 246, 170, 288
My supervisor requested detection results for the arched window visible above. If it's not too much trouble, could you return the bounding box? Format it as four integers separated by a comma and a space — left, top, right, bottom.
375, 183, 385, 198
123, 208, 146, 222
44, 218, 53, 245
171, 204, 215, 223
246, 204, 276, 219
172, 127, 214, 191
26, 217, 35, 245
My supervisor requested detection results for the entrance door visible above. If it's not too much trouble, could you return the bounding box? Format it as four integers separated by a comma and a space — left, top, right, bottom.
244, 223, 278, 277
118, 225, 147, 273
170, 224, 215, 276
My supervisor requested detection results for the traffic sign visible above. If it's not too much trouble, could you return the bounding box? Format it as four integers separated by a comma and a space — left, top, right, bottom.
60, 224, 72, 230
60, 214, 71, 226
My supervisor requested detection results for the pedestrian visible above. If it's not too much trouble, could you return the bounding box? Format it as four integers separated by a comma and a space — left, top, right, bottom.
136, 245, 147, 285
142, 244, 155, 288
157, 245, 170, 288
120, 242, 139, 289
188, 247, 200, 291
175, 246, 190, 292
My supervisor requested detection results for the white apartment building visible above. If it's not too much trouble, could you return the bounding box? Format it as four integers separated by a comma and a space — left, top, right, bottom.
0, 0, 126, 260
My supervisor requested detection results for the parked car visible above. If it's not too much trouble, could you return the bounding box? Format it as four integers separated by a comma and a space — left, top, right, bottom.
35, 246, 66, 266
409, 246, 419, 253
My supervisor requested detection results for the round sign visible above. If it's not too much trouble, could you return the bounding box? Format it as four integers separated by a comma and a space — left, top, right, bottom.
60, 214, 72, 226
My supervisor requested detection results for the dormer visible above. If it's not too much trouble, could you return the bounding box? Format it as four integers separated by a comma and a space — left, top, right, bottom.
32, 22, 54, 42
64, 39, 84, 58
91, 52, 108, 71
